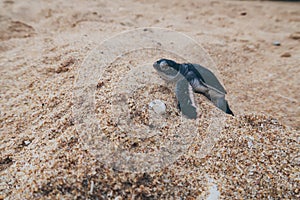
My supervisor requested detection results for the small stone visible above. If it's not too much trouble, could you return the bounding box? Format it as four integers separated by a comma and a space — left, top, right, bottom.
240, 12, 247, 16
23, 140, 31, 146
272, 41, 281, 46
289, 32, 300, 40
281, 52, 291, 57
149, 99, 166, 115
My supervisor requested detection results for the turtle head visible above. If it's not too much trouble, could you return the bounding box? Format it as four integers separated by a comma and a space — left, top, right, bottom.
153, 59, 181, 81
153, 59, 179, 71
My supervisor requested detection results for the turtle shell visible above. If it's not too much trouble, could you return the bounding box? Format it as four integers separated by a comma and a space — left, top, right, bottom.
192, 64, 227, 94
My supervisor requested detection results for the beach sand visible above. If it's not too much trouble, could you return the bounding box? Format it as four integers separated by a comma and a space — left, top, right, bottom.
0, 0, 299, 199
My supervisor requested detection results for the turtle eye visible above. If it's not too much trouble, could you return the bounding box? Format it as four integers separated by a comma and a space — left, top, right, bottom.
160, 61, 169, 71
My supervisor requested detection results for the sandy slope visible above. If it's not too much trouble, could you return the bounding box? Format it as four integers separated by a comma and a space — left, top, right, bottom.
0, 0, 299, 199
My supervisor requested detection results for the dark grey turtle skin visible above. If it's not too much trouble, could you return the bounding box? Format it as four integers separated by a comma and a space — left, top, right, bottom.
153, 58, 234, 118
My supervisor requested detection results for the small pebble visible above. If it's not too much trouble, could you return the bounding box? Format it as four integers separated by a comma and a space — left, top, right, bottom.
272, 41, 281, 46
289, 32, 300, 40
240, 12, 247, 16
149, 99, 166, 115
281, 52, 291, 57
23, 140, 31, 146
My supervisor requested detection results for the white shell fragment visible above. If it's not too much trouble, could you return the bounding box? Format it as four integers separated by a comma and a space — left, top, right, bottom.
23, 140, 31, 146
149, 99, 166, 115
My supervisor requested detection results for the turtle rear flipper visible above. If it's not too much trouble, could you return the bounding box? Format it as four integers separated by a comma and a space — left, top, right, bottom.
175, 79, 197, 119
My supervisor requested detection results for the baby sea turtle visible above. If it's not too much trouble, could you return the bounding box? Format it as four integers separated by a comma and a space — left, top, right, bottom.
153, 58, 234, 119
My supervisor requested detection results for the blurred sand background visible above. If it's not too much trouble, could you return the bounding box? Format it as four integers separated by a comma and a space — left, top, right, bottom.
0, 0, 299, 199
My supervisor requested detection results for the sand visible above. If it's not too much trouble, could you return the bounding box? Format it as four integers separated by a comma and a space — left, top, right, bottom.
0, 0, 299, 199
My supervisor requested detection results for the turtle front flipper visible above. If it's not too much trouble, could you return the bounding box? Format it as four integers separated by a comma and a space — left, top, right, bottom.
207, 90, 234, 116
190, 63, 234, 116
175, 78, 197, 119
